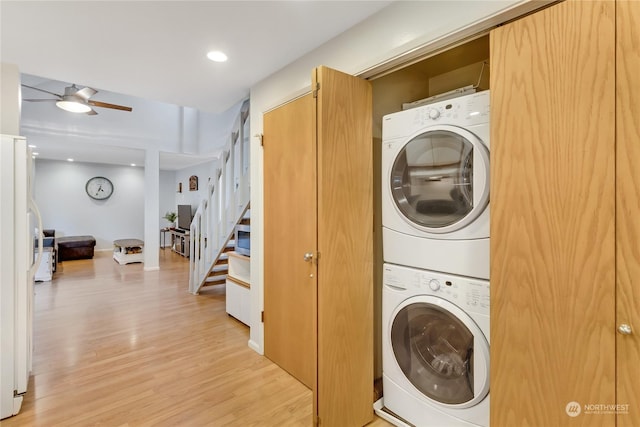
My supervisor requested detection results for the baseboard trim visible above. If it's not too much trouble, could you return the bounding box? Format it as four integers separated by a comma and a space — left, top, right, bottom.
248, 339, 262, 355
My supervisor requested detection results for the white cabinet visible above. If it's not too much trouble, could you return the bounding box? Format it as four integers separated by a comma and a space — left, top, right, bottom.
225, 252, 250, 325
34, 247, 53, 282
226, 279, 250, 325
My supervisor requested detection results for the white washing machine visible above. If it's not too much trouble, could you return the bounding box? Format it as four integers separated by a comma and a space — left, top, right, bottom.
382, 263, 490, 427
382, 91, 490, 279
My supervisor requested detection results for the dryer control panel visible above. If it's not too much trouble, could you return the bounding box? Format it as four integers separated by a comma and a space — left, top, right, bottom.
383, 263, 490, 315
382, 90, 490, 140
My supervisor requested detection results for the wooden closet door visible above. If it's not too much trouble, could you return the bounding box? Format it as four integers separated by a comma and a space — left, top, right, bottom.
263, 93, 316, 389
490, 1, 616, 426
616, 1, 640, 426
313, 66, 373, 427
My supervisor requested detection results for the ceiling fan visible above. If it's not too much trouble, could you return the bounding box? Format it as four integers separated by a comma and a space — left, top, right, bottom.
21, 83, 133, 115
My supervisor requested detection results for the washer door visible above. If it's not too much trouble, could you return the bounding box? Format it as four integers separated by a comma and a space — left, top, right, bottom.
390, 296, 490, 408
390, 125, 489, 233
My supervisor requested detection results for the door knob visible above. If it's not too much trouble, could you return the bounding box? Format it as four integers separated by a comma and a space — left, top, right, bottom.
303, 252, 314, 262
618, 324, 633, 335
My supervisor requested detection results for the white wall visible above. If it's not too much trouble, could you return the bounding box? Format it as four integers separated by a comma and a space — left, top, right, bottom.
1, 63, 20, 135
174, 159, 220, 214
34, 159, 175, 250
248, 0, 545, 353
159, 169, 176, 230
198, 99, 245, 155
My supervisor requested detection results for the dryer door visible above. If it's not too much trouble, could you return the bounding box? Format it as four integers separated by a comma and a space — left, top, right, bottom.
390, 125, 489, 233
390, 296, 490, 408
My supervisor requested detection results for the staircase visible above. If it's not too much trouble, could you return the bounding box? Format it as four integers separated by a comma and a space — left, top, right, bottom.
189, 99, 250, 295
196, 206, 249, 292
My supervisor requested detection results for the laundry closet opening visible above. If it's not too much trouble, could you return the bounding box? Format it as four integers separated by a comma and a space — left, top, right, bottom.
368, 33, 490, 381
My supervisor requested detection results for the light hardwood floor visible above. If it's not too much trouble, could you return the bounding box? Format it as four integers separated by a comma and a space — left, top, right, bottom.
3, 250, 391, 426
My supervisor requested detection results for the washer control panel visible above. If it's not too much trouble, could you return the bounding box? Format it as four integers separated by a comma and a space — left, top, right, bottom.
383, 263, 490, 315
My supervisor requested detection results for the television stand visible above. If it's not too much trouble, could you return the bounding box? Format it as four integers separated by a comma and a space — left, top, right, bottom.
170, 229, 190, 257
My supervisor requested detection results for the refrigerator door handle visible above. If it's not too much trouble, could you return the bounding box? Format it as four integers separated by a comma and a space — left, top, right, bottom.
29, 198, 43, 277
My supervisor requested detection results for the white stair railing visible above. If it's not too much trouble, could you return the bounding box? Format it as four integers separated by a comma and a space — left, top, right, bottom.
189, 100, 250, 294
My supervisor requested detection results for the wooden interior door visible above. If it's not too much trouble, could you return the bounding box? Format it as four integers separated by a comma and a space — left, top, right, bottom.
263, 93, 316, 389
616, 1, 640, 425
490, 1, 616, 426
314, 66, 373, 427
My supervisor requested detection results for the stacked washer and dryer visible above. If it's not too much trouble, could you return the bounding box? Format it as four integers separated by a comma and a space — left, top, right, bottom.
381, 91, 491, 427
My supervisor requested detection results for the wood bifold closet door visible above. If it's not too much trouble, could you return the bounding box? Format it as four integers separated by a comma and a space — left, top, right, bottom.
263, 93, 316, 389
264, 66, 373, 427
490, 1, 639, 426
615, 1, 640, 424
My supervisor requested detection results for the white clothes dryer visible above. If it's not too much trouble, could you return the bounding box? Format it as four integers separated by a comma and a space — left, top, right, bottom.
382, 91, 490, 279
382, 263, 490, 427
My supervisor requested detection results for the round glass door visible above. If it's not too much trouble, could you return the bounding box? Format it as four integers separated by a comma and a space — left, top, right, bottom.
390, 298, 489, 407
390, 125, 489, 233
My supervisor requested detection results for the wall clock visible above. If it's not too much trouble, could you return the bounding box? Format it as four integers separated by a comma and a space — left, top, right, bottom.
86, 176, 114, 200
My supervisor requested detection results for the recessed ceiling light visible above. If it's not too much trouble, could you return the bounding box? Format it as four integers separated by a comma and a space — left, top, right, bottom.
67, 158, 74, 162
131, 163, 136, 167
207, 50, 228, 62
28, 144, 36, 148
32, 152, 39, 156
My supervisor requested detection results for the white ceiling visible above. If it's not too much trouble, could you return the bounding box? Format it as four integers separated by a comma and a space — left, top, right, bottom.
1, 1, 392, 114
2, 1, 391, 169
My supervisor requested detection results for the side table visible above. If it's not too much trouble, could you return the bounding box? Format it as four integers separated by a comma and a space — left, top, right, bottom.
160, 228, 172, 249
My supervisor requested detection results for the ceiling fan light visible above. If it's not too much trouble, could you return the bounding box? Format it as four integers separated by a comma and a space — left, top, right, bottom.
56, 100, 91, 113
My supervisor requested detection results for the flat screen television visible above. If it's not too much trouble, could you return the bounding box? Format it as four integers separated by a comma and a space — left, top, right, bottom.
177, 204, 192, 231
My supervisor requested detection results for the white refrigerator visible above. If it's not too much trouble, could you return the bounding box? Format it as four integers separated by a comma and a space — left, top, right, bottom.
0, 134, 43, 419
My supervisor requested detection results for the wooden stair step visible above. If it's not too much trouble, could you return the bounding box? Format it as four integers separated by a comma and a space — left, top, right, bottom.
202, 278, 227, 287
211, 264, 228, 273
206, 273, 228, 281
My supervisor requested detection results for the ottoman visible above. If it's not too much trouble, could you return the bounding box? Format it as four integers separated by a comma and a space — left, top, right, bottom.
57, 236, 96, 261
113, 239, 144, 265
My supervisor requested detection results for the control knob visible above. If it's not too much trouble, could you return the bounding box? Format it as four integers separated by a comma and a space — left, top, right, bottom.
428, 109, 440, 119
429, 279, 441, 291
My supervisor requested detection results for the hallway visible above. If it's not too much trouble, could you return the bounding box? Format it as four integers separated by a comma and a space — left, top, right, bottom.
3, 250, 312, 426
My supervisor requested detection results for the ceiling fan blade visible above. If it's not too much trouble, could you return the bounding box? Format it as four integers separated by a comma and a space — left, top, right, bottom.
21, 84, 62, 99
75, 87, 97, 100
88, 100, 133, 112
86, 108, 98, 116
23, 98, 58, 102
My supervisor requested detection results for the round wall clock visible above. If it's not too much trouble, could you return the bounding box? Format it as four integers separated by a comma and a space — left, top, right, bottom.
86, 176, 114, 200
